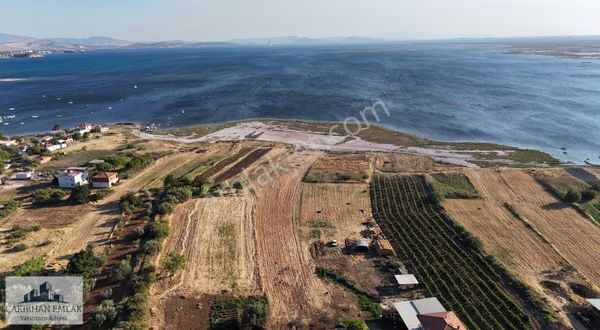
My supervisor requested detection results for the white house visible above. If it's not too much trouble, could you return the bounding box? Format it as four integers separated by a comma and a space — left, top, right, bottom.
58, 168, 89, 188
44, 143, 67, 152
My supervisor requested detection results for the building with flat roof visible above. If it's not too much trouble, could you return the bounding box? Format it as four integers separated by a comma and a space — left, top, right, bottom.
393, 297, 446, 330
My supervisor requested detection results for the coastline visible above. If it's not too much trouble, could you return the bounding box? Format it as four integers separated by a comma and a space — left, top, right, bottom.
134, 119, 562, 168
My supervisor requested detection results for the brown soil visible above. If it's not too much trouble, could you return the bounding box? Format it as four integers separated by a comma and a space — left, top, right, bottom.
299, 183, 372, 244
305, 153, 372, 183
212, 148, 272, 183
149, 197, 260, 329
374, 152, 435, 173
252, 149, 334, 327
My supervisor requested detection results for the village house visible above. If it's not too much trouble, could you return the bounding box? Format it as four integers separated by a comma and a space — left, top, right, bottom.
92, 125, 109, 133
44, 143, 67, 152
13, 143, 29, 153
57, 167, 89, 188
76, 123, 94, 135
91, 171, 119, 188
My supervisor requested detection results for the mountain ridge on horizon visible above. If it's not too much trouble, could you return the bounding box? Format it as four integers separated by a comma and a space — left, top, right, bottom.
2, 32, 600, 52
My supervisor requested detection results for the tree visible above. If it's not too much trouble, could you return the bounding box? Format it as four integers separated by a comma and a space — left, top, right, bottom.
564, 189, 582, 203
66, 246, 106, 277
144, 221, 169, 239
111, 258, 132, 282
163, 252, 185, 277
52, 122, 61, 131
92, 300, 118, 329
581, 189, 597, 202
143, 240, 162, 256
70, 185, 91, 204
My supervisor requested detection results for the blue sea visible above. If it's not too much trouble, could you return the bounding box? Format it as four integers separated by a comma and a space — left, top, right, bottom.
0, 44, 599, 163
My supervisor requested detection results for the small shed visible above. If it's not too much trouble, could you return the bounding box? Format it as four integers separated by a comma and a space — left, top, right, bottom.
374, 239, 395, 256
351, 240, 370, 253
394, 274, 419, 289
15, 172, 33, 180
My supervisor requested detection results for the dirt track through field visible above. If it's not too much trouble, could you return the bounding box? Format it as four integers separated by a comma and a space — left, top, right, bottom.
459, 169, 600, 287
252, 150, 329, 326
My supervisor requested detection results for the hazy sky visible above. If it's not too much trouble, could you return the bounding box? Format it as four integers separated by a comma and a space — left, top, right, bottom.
1, 0, 599, 41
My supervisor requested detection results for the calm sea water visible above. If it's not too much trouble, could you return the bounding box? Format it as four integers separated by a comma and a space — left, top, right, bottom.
0, 44, 599, 163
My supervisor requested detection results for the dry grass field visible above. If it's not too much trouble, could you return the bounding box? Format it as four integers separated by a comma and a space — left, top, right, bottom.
299, 183, 372, 243
445, 169, 600, 324
252, 150, 338, 327
304, 153, 372, 183
374, 152, 435, 173
149, 197, 260, 329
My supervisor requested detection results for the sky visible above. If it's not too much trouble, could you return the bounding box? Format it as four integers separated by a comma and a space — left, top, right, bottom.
1, 0, 599, 41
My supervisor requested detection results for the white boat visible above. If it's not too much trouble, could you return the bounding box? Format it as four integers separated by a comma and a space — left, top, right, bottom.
108, 107, 112, 110
134, 85, 138, 89
3, 123, 8, 126
181, 110, 185, 114
20, 122, 24, 125
31, 115, 38, 119
42, 95, 46, 98
8, 107, 15, 111
68, 101, 74, 104
56, 97, 62, 101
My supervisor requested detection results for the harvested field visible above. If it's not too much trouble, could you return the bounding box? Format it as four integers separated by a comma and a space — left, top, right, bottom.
299, 183, 372, 243
252, 150, 336, 326
149, 197, 259, 329
304, 153, 372, 183
465, 169, 600, 288
374, 152, 434, 173
212, 148, 272, 183
197, 147, 254, 180
565, 167, 600, 184
531, 168, 589, 197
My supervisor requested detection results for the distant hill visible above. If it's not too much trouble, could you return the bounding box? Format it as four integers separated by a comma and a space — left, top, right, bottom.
0, 32, 34, 43
231, 35, 385, 46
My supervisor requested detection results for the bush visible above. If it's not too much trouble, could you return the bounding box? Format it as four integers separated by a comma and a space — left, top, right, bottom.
564, 189, 582, 203
95, 189, 113, 201
144, 221, 169, 239
0, 199, 20, 218
165, 186, 192, 203
92, 300, 118, 329
581, 189, 597, 202
12, 257, 46, 276
163, 252, 185, 277
242, 300, 270, 328
12, 243, 28, 252
70, 185, 91, 204
339, 319, 368, 330
32, 188, 68, 205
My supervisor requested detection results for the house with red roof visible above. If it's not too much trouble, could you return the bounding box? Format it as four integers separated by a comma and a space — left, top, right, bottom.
91, 171, 119, 188
417, 311, 466, 330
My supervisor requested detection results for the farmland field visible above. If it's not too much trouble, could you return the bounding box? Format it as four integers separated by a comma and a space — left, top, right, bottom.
212, 147, 272, 183
304, 153, 372, 183
299, 183, 372, 243
370, 175, 531, 330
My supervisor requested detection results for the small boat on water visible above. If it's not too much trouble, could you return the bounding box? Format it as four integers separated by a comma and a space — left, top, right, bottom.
56, 97, 62, 101
42, 95, 46, 98
3, 123, 9, 126
8, 107, 15, 111
108, 107, 113, 110
181, 110, 185, 114
31, 115, 39, 119
68, 101, 74, 104
134, 85, 138, 89
20, 122, 24, 125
